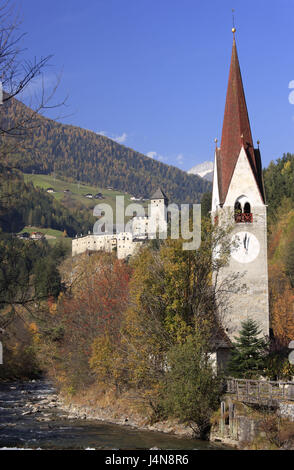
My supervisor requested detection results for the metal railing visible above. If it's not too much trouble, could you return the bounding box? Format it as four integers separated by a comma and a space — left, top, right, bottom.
234, 212, 253, 223
226, 377, 294, 406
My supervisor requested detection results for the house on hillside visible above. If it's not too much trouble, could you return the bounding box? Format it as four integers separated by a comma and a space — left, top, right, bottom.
46, 187, 55, 193
30, 232, 45, 240
17, 232, 30, 239
84, 193, 93, 199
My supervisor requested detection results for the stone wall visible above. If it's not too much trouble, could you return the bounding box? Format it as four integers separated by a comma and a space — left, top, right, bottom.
279, 402, 294, 421
72, 234, 116, 256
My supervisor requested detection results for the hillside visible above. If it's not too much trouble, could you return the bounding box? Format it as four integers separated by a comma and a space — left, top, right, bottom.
268, 208, 294, 266
0, 96, 211, 204
23, 173, 136, 214
263, 152, 294, 224
262, 153, 294, 352
18, 226, 72, 249
0, 166, 96, 237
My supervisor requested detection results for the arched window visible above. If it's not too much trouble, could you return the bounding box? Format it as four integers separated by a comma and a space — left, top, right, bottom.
244, 202, 251, 214
234, 201, 242, 222
234, 196, 253, 223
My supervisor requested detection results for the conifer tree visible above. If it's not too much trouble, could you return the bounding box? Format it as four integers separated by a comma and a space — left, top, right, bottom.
228, 318, 268, 379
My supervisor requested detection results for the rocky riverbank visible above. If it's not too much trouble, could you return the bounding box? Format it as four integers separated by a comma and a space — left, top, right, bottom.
56, 388, 235, 448
0, 380, 221, 449
57, 396, 195, 438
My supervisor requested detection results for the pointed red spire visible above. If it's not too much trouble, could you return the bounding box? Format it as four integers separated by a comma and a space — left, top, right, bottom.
218, 36, 264, 204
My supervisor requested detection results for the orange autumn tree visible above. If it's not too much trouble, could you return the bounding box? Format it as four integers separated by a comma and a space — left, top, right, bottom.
271, 286, 294, 348
56, 253, 131, 392
269, 265, 294, 349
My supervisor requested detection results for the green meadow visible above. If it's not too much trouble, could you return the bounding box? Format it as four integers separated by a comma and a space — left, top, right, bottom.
23, 173, 134, 212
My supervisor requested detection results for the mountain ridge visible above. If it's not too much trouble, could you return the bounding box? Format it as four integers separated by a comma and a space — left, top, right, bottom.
188, 161, 214, 181
0, 97, 212, 204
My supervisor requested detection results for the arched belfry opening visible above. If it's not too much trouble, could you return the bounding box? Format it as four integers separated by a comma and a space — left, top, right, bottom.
234, 200, 242, 215
244, 202, 251, 214
234, 195, 253, 223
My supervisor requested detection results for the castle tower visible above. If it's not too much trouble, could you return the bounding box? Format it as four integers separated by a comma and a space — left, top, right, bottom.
212, 31, 269, 339
149, 188, 168, 238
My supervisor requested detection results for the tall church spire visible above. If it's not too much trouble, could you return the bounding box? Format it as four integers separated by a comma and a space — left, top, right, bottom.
211, 27, 269, 349
217, 32, 265, 205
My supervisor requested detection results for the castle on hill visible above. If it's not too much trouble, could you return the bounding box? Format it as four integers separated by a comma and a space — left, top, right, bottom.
72, 188, 168, 259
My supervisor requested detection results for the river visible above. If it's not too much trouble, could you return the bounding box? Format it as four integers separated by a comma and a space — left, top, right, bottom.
0, 380, 225, 450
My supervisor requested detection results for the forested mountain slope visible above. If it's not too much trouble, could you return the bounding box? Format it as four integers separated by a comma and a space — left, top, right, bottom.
0, 97, 211, 203
263, 153, 294, 355
263, 153, 294, 224
0, 166, 95, 236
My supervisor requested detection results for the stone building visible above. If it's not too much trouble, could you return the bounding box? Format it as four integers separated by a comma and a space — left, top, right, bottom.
72, 188, 168, 259
211, 30, 269, 341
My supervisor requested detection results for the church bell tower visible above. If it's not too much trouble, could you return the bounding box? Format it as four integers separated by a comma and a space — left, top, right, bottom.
211, 29, 269, 339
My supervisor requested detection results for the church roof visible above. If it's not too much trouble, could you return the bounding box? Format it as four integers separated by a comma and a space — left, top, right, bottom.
151, 187, 168, 200
217, 35, 265, 204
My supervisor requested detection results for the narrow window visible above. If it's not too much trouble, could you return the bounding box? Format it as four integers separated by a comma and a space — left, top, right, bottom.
244, 202, 251, 213
234, 201, 242, 222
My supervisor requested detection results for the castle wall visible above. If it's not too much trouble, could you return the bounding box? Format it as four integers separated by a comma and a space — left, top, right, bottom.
132, 216, 149, 238
72, 234, 116, 256
72, 194, 167, 259
72, 232, 145, 260
116, 232, 143, 259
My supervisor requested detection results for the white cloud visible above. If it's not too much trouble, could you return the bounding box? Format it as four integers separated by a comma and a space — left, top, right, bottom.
146, 151, 157, 158
289, 80, 294, 89
158, 155, 168, 162
114, 132, 127, 144
176, 153, 184, 165
97, 130, 128, 144
146, 151, 168, 162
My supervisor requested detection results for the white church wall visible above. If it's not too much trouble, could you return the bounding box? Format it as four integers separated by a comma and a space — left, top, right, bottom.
224, 147, 263, 208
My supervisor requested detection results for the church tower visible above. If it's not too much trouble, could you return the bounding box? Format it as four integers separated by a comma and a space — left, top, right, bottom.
212, 30, 269, 339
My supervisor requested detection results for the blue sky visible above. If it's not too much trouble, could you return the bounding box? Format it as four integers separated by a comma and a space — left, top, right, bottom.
18, 0, 294, 171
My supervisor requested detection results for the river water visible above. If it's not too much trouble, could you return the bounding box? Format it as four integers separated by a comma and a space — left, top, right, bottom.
0, 380, 224, 450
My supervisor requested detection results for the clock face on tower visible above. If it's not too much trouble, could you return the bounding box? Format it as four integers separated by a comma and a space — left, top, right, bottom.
231, 232, 260, 264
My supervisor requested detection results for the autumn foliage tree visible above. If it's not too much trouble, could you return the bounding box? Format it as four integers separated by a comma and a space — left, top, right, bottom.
269, 263, 294, 350
271, 285, 294, 349
37, 252, 131, 393
61, 253, 130, 391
